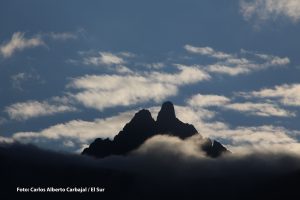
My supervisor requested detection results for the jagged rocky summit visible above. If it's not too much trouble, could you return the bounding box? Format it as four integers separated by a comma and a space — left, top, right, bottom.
82, 101, 229, 158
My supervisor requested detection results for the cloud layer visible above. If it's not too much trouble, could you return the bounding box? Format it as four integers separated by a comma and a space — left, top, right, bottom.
185, 44, 290, 76
69, 65, 210, 110
241, 83, 300, 106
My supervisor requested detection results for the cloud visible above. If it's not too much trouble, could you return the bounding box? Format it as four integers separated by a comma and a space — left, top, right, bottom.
207, 54, 289, 76
240, 0, 300, 23
185, 45, 290, 76
0, 32, 44, 58
240, 83, 300, 106
207, 64, 250, 76
225, 102, 296, 117
5, 100, 76, 121
78, 51, 137, 74
70, 50, 136, 74
68, 65, 210, 111
184, 44, 233, 59
186, 93, 294, 117
70, 75, 178, 110
83, 52, 125, 66
136, 134, 208, 158
0, 31, 78, 59
0, 136, 13, 143
208, 125, 300, 154
187, 94, 230, 107
149, 65, 210, 85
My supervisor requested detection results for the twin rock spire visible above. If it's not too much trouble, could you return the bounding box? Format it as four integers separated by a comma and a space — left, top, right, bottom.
82, 101, 228, 158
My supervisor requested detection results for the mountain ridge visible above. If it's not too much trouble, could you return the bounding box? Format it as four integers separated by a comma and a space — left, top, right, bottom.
82, 101, 229, 158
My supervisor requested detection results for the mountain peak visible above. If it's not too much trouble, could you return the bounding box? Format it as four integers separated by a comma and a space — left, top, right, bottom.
156, 101, 198, 139
131, 109, 153, 123
157, 101, 176, 123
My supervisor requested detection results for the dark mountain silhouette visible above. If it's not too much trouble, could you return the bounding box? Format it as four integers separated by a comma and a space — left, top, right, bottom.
82, 101, 229, 158
2, 142, 300, 200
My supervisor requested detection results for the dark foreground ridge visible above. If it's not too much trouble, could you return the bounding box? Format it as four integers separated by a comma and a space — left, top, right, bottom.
2, 140, 300, 200
82, 101, 229, 158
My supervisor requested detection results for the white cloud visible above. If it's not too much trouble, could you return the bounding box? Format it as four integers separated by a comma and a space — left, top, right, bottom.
83, 52, 125, 66
0, 31, 82, 58
71, 51, 136, 73
254, 52, 290, 66
207, 64, 251, 76
69, 66, 210, 110
242, 83, 300, 106
149, 65, 210, 85
185, 45, 290, 76
0, 136, 14, 144
69, 75, 178, 110
240, 0, 300, 22
0, 32, 44, 58
225, 102, 295, 117
5, 100, 76, 121
208, 125, 300, 154
187, 94, 230, 107
184, 44, 233, 59
186, 93, 294, 117
136, 134, 207, 158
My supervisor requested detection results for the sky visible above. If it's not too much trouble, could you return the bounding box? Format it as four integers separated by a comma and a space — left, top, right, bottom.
1, 0, 300, 154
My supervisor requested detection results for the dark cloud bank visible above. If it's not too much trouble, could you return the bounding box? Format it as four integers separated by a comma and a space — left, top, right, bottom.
2, 102, 300, 199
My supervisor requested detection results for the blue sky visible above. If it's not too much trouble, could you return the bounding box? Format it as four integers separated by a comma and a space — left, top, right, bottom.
1, 0, 300, 153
